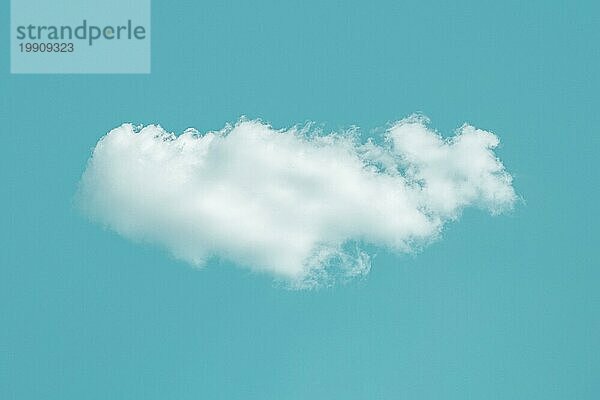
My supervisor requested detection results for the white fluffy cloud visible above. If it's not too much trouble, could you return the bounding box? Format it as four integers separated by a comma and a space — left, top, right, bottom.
78, 116, 516, 287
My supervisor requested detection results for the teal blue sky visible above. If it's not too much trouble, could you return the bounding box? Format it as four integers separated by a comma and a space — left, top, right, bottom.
1, 1, 598, 398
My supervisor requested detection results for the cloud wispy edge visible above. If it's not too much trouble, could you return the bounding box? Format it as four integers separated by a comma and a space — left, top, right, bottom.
78, 116, 516, 288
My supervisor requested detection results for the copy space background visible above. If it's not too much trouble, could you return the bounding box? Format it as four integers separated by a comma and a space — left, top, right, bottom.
1, 1, 598, 399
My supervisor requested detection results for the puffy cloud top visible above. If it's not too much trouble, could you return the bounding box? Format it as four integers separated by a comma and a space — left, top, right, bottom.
78, 116, 516, 288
